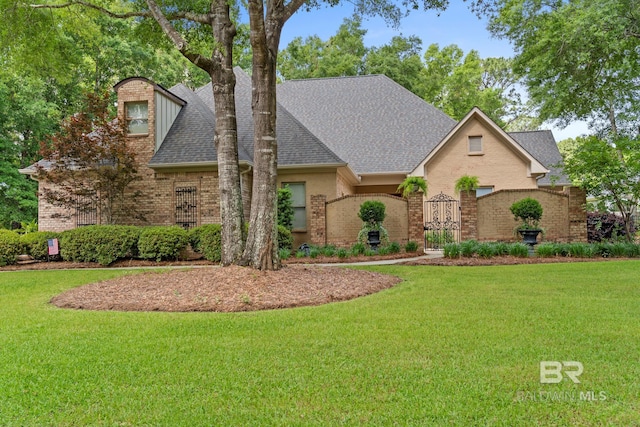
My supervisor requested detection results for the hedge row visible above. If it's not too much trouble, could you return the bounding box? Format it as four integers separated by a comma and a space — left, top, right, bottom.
0, 223, 295, 266
444, 240, 640, 259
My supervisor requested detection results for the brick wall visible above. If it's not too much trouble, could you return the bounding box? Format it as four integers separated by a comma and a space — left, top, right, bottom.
474, 187, 586, 242
460, 190, 478, 241
407, 193, 424, 243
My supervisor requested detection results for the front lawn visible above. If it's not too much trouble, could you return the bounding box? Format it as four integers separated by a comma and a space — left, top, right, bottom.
1, 263, 639, 425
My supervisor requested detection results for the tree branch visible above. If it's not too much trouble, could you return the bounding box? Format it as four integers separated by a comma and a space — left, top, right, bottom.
145, 0, 215, 72
29, 1, 212, 24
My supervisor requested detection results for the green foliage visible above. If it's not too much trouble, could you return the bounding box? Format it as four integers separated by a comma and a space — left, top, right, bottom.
278, 248, 291, 260
351, 242, 367, 255
336, 248, 349, 259
485, 0, 639, 135
508, 242, 530, 258
0, 229, 23, 266
443, 242, 461, 258
138, 226, 189, 262
476, 242, 497, 259
277, 225, 294, 251
277, 187, 294, 230
357, 224, 390, 247
425, 230, 455, 246
454, 175, 479, 195
189, 224, 222, 263
535, 243, 556, 258
358, 201, 386, 225
396, 176, 427, 198
404, 241, 419, 253
59, 225, 139, 265
563, 136, 640, 242
387, 242, 401, 254
460, 240, 479, 257
510, 198, 543, 229
20, 231, 61, 261
321, 245, 337, 257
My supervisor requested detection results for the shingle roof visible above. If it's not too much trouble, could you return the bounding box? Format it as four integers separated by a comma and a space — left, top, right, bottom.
509, 130, 570, 186
150, 69, 566, 185
149, 83, 254, 166
277, 74, 457, 175
153, 69, 344, 168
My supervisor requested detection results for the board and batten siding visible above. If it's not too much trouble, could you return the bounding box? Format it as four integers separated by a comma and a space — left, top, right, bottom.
155, 92, 183, 152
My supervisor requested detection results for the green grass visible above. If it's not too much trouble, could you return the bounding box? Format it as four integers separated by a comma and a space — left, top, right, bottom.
1, 263, 639, 426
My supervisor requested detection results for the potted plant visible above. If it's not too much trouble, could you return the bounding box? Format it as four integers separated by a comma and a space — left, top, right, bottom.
454, 175, 479, 195
396, 176, 427, 198
510, 197, 543, 246
357, 200, 389, 251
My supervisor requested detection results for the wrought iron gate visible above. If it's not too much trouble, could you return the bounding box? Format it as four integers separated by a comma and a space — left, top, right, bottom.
176, 186, 198, 229
424, 192, 460, 250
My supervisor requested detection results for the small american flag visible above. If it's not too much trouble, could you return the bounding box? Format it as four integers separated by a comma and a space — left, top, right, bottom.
47, 239, 59, 256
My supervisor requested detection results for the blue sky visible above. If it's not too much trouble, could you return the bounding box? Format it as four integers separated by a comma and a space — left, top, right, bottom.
278, 2, 588, 141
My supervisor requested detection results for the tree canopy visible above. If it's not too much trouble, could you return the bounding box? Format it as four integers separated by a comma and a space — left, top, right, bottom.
480, 0, 640, 136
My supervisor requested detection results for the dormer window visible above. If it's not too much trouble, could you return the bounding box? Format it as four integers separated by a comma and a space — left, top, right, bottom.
468, 136, 483, 155
126, 101, 149, 135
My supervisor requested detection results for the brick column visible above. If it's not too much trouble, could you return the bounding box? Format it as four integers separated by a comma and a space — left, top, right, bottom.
566, 186, 587, 242
407, 193, 424, 244
460, 190, 478, 241
310, 195, 327, 246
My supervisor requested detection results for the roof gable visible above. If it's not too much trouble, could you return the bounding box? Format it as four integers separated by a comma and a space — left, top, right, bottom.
411, 107, 549, 178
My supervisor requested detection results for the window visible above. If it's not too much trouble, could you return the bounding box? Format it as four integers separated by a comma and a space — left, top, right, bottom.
284, 182, 306, 230
476, 186, 493, 197
76, 194, 97, 227
126, 101, 149, 135
468, 136, 483, 154
176, 186, 197, 229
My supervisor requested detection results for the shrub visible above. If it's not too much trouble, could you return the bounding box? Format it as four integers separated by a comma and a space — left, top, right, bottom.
309, 247, 320, 259
476, 242, 496, 258
321, 245, 337, 257
278, 248, 291, 260
358, 201, 386, 225
337, 248, 349, 259
277, 187, 294, 230
0, 230, 23, 266
405, 241, 419, 253
387, 242, 401, 254
60, 225, 140, 265
377, 246, 390, 255
508, 242, 529, 258
20, 231, 61, 261
277, 225, 293, 251
189, 224, 222, 262
492, 242, 510, 256
587, 212, 635, 242
510, 197, 543, 229
460, 240, 479, 257
357, 225, 390, 247
351, 242, 367, 255
138, 226, 189, 261
567, 243, 593, 258
535, 243, 557, 258
443, 243, 461, 258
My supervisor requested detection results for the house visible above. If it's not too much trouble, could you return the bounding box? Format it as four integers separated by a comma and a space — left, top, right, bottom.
23, 67, 584, 247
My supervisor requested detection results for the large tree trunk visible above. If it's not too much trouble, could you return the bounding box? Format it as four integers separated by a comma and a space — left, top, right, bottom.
211, 66, 245, 265
241, 0, 287, 270
146, 0, 245, 264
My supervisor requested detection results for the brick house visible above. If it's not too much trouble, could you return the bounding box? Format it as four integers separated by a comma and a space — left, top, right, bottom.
22, 67, 586, 247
